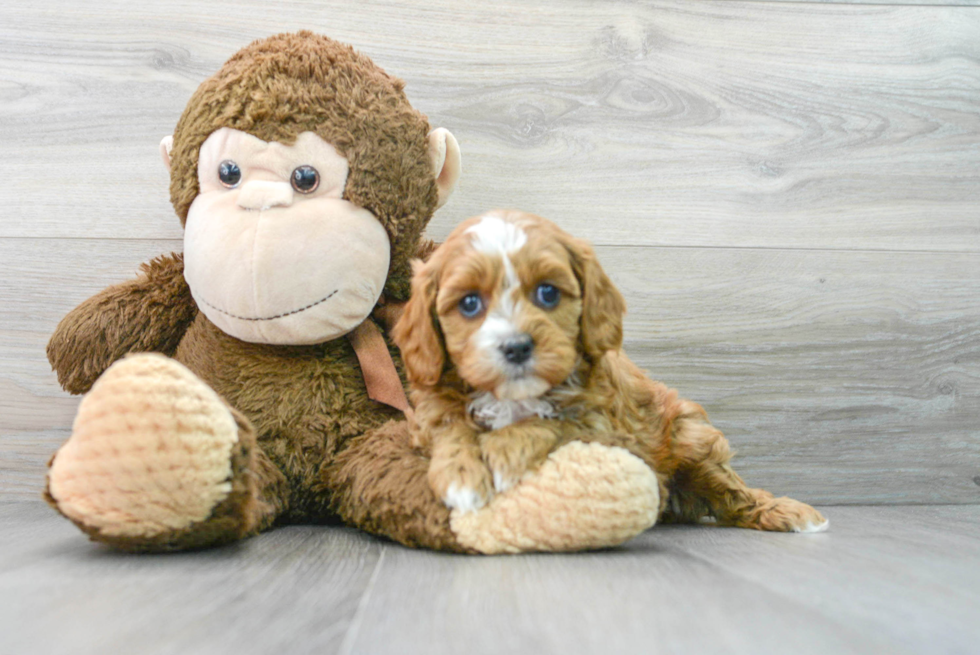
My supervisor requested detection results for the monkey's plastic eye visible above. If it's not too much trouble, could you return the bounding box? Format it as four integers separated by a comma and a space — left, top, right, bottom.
291, 165, 320, 193
218, 160, 241, 188
458, 293, 483, 318
533, 283, 560, 309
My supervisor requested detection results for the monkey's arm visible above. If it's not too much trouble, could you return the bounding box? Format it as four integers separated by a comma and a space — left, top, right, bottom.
47, 253, 198, 394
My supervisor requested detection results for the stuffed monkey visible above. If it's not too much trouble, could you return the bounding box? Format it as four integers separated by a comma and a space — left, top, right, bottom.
44, 32, 660, 553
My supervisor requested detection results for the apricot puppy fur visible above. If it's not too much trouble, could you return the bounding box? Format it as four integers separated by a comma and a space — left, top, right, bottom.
393, 210, 827, 532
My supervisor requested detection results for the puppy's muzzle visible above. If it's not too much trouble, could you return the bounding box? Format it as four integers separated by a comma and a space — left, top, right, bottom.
501, 334, 534, 364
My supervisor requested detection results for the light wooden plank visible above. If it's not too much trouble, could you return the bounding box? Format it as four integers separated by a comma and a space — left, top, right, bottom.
1, 1, 978, 251
2, 239, 976, 503
343, 505, 980, 655
631, 505, 980, 655
0, 501, 382, 655
346, 539, 889, 655
0, 239, 182, 499
3, 501, 978, 655
617, 245, 980, 505
774, 1, 979, 4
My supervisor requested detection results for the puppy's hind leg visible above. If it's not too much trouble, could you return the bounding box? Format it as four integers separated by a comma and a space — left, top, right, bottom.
670, 402, 828, 533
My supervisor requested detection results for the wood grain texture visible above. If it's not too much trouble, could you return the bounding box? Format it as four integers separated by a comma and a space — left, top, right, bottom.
3, 239, 977, 503
0, 0, 978, 250
345, 504, 980, 655
620, 246, 980, 504
775, 1, 979, 4
7, 502, 973, 655
1, 1, 978, 505
775, 0, 980, 4
0, 502, 383, 655
654, 504, 980, 655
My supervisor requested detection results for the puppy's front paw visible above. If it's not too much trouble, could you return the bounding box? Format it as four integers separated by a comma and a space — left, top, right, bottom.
484, 451, 529, 494
428, 456, 494, 514
443, 483, 487, 513
481, 427, 554, 494
747, 497, 829, 533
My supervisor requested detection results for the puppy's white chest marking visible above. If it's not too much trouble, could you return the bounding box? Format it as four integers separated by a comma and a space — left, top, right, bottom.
467, 392, 558, 430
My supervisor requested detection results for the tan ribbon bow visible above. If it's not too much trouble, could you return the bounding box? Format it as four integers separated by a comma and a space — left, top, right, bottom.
347, 320, 412, 417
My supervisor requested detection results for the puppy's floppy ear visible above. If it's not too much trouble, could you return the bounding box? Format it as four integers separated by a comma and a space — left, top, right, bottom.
392, 259, 445, 386
563, 235, 627, 358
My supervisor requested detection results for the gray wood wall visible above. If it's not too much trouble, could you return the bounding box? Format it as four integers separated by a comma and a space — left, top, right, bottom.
1, 0, 978, 504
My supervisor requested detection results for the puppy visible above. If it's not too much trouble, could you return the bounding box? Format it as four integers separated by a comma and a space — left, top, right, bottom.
393, 210, 827, 532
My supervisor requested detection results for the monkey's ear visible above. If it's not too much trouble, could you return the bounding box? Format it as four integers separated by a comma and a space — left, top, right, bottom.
427, 128, 461, 209
159, 135, 174, 171
392, 259, 446, 386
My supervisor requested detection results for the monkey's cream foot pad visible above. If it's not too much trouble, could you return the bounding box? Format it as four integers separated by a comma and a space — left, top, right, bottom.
450, 442, 660, 554
47, 354, 240, 541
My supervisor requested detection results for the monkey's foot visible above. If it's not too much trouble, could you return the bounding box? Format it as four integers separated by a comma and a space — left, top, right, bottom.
46, 354, 261, 551
450, 441, 660, 554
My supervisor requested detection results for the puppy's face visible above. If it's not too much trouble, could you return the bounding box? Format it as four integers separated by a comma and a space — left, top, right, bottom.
394, 210, 626, 400
436, 213, 582, 399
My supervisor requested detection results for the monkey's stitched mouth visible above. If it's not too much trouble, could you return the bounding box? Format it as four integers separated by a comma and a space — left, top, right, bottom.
197, 289, 339, 322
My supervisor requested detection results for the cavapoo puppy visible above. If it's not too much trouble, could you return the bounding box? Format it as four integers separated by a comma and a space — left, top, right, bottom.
393, 210, 827, 532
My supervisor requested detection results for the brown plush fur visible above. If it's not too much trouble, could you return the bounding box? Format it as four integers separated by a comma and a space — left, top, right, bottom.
47, 253, 196, 395
45, 33, 462, 551
394, 211, 827, 532
324, 420, 469, 553
171, 313, 404, 522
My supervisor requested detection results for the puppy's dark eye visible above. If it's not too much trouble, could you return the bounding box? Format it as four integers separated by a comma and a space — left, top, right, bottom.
291, 165, 320, 193
458, 293, 483, 318
218, 160, 241, 188
534, 283, 560, 309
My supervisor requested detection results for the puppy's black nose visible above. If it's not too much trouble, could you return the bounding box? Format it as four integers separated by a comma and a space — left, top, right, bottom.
501, 335, 534, 364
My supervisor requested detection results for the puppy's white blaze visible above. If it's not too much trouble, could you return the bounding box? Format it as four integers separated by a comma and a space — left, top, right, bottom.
468, 214, 524, 298
474, 312, 517, 354
466, 214, 528, 256
473, 296, 530, 397
794, 519, 830, 534
466, 218, 542, 400
501, 256, 521, 301
499, 280, 520, 317
473, 301, 530, 384
443, 483, 484, 514
469, 216, 526, 370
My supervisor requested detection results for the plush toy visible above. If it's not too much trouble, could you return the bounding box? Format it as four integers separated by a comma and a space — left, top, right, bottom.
43, 31, 661, 554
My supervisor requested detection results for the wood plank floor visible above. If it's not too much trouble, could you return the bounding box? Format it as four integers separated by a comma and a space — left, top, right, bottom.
1, 501, 977, 655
